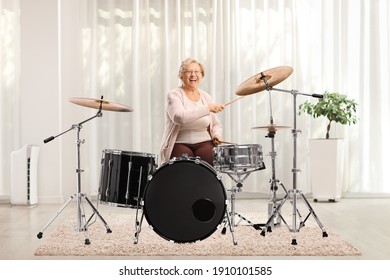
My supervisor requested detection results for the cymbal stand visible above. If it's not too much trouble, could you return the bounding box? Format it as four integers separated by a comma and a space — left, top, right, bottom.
260, 86, 328, 245
37, 97, 112, 245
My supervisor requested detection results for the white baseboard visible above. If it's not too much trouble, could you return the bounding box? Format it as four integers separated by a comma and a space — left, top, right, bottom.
233, 192, 390, 199
19, 192, 390, 204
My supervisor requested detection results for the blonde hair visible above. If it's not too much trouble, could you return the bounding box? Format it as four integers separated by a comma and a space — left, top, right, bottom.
178, 58, 205, 80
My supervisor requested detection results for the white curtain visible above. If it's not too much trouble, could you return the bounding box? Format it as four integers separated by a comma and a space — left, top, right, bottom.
1, 0, 389, 197
0, 0, 20, 196
78, 0, 390, 195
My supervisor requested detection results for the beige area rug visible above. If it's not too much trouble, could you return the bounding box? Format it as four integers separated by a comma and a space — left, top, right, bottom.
34, 213, 361, 257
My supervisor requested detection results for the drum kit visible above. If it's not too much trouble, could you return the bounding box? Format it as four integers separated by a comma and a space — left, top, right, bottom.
37, 66, 328, 246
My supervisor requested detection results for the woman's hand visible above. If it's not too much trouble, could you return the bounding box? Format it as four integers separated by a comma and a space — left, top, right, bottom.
212, 135, 223, 146
208, 103, 225, 113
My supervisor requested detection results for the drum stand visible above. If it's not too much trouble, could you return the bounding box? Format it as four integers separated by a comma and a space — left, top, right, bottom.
259, 85, 328, 245
37, 101, 112, 245
264, 129, 287, 229
258, 89, 304, 230
221, 168, 264, 238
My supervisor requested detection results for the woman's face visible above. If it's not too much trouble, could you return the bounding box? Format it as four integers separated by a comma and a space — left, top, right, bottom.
182, 62, 203, 90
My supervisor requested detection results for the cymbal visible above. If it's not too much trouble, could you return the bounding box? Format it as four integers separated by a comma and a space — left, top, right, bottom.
69, 97, 133, 112
235, 66, 293, 96
252, 124, 291, 132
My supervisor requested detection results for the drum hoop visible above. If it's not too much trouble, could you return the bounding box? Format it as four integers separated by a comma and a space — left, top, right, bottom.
164, 156, 217, 174
103, 149, 156, 158
213, 143, 261, 150
99, 200, 139, 208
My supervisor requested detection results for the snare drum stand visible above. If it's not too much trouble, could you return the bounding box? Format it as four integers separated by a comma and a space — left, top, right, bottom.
221, 169, 263, 237
260, 86, 328, 245
37, 99, 112, 245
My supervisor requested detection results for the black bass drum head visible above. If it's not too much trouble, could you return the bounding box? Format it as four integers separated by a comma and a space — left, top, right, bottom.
143, 157, 226, 243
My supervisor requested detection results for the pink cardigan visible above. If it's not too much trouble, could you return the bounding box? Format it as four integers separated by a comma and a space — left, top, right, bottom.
159, 87, 223, 165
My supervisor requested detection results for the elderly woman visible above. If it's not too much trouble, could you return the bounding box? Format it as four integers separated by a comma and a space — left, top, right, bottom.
159, 58, 225, 166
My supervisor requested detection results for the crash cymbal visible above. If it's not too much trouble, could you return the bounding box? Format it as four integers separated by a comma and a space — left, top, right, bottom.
252, 124, 291, 132
69, 97, 133, 112
235, 66, 293, 96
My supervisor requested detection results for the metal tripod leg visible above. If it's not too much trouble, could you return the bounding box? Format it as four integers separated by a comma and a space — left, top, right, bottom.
37, 193, 92, 245
260, 191, 289, 237
134, 207, 145, 244
83, 194, 112, 233
133, 188, 146, 244
226, 186, 257, 228
260, 189, 328, 244
288, 189, 328, 245
221, 172, 262, 240
36, 194, 75, 240
37, 192, 112, 245
266, 179, 283, 229
224, 204, 237, 245
298, 191, 328, 237
265, 180, 304, 230
133, 166, 149, 245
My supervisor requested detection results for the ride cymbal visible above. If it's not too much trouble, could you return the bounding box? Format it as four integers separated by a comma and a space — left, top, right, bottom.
235, 66, 293, 96
252, 124, 291, 132
69, 97, 133, 112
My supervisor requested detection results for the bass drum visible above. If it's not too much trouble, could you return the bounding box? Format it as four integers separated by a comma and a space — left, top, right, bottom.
143, 157, 227, 243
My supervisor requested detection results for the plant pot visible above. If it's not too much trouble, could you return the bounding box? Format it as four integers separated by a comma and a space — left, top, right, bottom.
309, 139, 344, 202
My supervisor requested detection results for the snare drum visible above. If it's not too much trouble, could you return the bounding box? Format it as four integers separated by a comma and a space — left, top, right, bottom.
213, 144, 265, 173
98, 149, 157, 208
142, 156, 227, 243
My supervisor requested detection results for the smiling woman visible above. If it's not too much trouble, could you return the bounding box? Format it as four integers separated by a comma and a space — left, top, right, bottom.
159, 58, 225, 166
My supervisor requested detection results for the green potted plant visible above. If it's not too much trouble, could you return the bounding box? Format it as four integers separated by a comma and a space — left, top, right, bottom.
299, 91, 358, 202
299, 91, 358, 139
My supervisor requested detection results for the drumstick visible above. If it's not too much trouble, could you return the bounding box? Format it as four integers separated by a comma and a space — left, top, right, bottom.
219, 141, 237, 145
224, 96, 244, 107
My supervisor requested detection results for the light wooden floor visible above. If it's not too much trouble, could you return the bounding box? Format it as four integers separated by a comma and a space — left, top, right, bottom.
0, 197, 389, 260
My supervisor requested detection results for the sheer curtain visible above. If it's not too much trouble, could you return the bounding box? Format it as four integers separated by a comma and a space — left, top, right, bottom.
1, 0, 389, 199
78, 0, 390, 195
0, 0, 20, 197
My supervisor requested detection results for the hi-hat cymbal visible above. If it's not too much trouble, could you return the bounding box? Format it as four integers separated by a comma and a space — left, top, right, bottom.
235, 66, 293, 96
252, 124, 291, 132
69, 97, 133, 112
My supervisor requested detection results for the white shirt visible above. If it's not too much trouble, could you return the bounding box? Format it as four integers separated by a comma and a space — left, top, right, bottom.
175, 95, 211, 144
